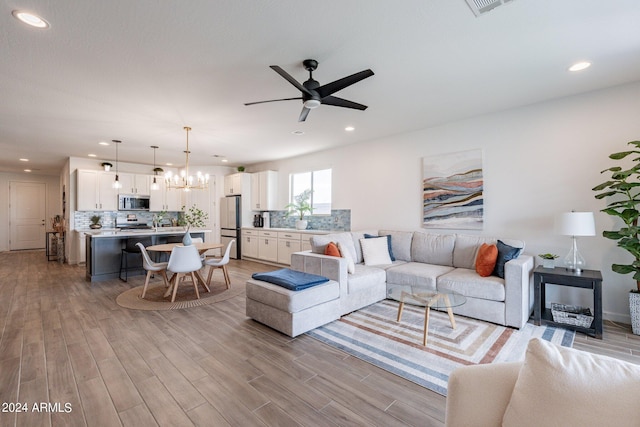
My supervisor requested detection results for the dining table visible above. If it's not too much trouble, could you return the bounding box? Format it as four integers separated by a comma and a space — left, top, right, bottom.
146, 242, 224, 298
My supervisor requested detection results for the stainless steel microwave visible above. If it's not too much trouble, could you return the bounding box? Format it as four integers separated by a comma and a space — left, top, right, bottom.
118, 194, 150, 211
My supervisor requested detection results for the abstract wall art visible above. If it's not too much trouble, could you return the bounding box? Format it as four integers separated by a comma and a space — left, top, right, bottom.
422, 149, 484, 229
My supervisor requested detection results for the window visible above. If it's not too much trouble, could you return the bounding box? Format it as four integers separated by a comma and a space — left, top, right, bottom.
290, 168, 332, 215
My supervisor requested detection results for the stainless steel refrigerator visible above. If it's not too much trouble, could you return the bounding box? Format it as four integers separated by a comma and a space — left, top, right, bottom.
220, 195, 240, 259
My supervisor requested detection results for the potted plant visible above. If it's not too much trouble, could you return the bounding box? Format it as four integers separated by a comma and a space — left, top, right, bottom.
285, 189, 313, 230
538, 253, 559, 269
89, 215, 102, 229
180, 205, 208, 228
101, 162, 112, 171
592, 140, 640, 334
237, 166, 245, 172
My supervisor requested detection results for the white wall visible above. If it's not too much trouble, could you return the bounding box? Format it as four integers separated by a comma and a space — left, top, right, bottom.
252, 81, 640, 323
0, 172, 61, 252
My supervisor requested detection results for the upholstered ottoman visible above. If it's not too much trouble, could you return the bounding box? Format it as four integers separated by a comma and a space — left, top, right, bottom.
246, 278, 340, 337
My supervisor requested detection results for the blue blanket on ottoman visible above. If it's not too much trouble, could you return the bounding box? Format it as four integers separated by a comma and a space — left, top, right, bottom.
252, 268, 329, 291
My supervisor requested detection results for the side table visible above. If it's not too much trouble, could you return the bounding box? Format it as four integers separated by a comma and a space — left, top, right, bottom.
533, 266, 602, 339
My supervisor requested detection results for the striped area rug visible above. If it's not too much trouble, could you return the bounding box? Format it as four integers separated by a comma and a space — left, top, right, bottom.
307, 299, 574, 396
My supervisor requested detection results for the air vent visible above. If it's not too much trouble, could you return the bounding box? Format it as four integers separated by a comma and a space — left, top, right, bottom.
464, 0, 515, 17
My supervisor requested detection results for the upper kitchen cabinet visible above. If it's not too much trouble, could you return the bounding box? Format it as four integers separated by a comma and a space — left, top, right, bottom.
77, 170, 118, 211
149, 178, 182, 212
119, 173, 150, 195
251, 170, 278, 211
224, 172, 250, 196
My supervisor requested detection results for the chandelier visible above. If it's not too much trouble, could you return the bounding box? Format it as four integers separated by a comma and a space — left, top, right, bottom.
164, 126, 209, 191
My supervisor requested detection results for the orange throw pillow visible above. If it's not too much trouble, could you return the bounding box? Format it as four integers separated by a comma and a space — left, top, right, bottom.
476, 243, 498, 277
324, 242, 341, 257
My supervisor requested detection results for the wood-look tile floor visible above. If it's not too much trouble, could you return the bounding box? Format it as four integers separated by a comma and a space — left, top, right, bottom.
0, 251, 638, 427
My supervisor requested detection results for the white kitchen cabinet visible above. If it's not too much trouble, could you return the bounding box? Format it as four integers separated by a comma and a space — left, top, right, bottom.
224, 172, 250, 196
242, 229, 258, 259
77, 170, 118, 211
119, 173, 150, 195
251, 171, 278, 211
277, 231, 301, 265
257, 230, 278, 263
149, 178, 182, 211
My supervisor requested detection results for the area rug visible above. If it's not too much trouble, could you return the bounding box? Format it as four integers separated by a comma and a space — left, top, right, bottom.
116, 281, 244, 311
306, 299, 575, 396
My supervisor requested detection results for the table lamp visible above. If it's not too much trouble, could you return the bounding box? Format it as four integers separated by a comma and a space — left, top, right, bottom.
558, 211, 595, 274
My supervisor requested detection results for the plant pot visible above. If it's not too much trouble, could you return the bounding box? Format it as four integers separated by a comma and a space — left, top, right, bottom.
542, 259, 555, 269
295, 219, 308, 230
89, 224, 102, 229
630, 292, 640, 335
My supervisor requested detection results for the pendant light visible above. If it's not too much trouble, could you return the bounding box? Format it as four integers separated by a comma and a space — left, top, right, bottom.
112, 140, 122, 189
150, 145, 160, 191
164, 126, 209, 191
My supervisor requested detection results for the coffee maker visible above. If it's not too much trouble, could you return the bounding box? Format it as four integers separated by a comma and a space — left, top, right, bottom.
253, 214, 264, 227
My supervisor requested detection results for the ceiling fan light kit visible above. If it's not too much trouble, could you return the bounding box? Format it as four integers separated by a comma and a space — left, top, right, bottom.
245, 59, 374, 122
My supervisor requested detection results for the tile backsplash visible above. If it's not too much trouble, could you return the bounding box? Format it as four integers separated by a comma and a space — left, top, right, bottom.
268, 209, 350, 231
74, 211, 180, 230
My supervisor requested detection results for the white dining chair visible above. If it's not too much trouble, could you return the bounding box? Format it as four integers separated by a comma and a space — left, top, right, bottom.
136, 242, 170, 299
166, 244, 204, 302
204, 240, 235, 289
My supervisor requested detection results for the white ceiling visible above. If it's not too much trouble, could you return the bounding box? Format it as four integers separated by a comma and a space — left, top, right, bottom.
2, 0, 640, 175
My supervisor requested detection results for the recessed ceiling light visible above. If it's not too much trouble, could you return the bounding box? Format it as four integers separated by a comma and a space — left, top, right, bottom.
98, 141, 110, 146
24, 169, 32, 173
345, 126, 355, 132
221, 159, 229, 163
12, 10, 49, 28
569, 61, 591, 72
19, 158, 29, 162
166, 163, 173, 166
88, 154, 97, 157
292, 130, 305, 136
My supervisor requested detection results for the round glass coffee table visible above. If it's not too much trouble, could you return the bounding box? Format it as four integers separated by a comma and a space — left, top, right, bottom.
387, 285, 467, 345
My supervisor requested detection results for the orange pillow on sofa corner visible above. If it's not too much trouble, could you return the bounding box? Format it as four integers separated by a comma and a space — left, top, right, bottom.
325, 242, 341, 257
476, 243, 498, 277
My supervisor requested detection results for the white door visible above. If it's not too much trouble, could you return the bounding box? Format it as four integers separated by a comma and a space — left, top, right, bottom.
10, 181, 47, 250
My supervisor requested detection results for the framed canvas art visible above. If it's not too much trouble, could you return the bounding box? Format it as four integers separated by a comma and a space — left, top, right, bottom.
422, 149, 484, 229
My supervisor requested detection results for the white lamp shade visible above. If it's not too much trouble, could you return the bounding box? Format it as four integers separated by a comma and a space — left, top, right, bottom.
558, 212, 596, 236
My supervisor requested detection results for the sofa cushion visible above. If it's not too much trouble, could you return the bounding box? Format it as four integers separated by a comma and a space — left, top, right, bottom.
475, 243, 498, 277
311, 232, 358, 263
411, 232, 455, 266
502, 338, 640, 427
437, 268, 505, 301
324, 242, 341, 257
386, 262, 454, 291
453, 234, 496, 269
360, 237, 393, 266
336, 242, 355, 274
348, 264, 387, 294
365, 233, 395, 260
493, 240, 523, 279
379, 230, 414, 262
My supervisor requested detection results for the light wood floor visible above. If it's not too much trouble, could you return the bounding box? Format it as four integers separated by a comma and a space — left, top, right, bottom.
1, 251, 639, 427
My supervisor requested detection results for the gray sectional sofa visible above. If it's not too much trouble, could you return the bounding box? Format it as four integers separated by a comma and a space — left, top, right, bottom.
290, 229, 534, 329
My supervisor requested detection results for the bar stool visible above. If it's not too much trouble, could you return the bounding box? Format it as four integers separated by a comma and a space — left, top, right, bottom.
119, 236, 152, 282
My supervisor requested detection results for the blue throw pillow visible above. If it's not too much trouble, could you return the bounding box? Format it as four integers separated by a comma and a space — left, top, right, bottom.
493, 240, 522, 278
364, 233, 395, 261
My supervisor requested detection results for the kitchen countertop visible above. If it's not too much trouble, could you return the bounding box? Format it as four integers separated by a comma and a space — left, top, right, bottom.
241, 227, 334, 234
79, 227, 211, 238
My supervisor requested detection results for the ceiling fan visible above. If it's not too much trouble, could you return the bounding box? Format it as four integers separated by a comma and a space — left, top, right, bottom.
245, 59, 374, 122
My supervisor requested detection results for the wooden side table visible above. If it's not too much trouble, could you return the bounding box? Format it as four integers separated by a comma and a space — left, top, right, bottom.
533, 266, 603, 339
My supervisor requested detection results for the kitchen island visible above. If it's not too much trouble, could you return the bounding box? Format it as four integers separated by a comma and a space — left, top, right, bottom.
85, 228, 211, 282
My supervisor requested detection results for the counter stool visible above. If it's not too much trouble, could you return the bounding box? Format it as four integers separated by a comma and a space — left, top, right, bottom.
119, 237, 152, 282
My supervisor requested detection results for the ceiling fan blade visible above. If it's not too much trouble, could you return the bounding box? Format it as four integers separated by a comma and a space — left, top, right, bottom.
316, 69, 374, 98
321, 96, 368, 110
298, 107, 311, 122
244, 97, 302, 106
270, 65, 313, 96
